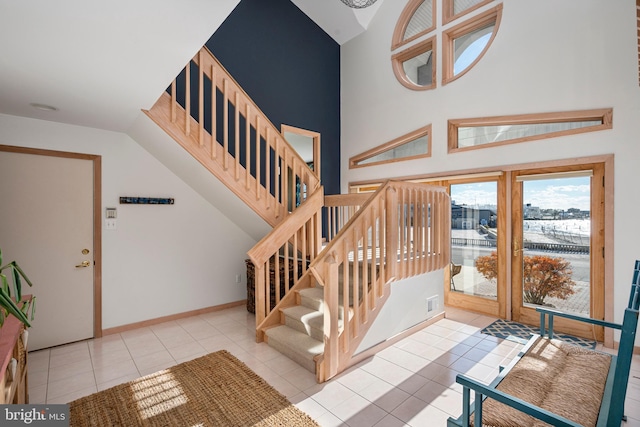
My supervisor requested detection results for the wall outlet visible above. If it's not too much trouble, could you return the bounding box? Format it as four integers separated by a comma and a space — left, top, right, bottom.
427, 295, 439, 313
236, 274, 242, 284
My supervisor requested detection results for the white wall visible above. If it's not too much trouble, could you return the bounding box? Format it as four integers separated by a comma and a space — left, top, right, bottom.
356, 270, 445, 354
341, 1, 640, 328
0, 114, 257, 329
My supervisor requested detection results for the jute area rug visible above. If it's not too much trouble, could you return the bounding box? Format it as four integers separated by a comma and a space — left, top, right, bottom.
69, 350, 320, 427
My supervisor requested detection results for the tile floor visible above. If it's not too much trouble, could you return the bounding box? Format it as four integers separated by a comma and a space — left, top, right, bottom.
28, 306, 640, 426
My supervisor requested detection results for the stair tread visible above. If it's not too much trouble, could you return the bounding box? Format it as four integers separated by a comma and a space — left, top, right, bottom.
282, 304, 343, 329
298, 287, 323, 301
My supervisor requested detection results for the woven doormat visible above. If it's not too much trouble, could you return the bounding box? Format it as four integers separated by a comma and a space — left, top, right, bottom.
481, 319, 597, 349
69, 350, 319, 427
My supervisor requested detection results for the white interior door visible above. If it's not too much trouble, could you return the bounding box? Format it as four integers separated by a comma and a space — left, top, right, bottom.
0, 150, 94, 350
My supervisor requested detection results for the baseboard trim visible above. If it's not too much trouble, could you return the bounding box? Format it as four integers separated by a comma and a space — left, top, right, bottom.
102, 300, 247, 336
345, 312, 446, 369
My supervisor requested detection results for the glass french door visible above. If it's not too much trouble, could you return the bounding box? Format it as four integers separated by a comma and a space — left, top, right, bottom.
445, 176, 507, 318
511, 165, 605, 341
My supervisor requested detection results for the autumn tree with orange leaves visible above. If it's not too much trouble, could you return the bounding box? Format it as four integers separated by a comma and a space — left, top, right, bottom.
475, 252, 575, 306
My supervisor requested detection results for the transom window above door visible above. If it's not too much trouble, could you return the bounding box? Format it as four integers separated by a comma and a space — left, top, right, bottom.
391, 0, 503, 90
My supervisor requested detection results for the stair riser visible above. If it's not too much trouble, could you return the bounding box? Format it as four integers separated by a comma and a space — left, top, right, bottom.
265, 335, 316, 373
284, 313, 325, 342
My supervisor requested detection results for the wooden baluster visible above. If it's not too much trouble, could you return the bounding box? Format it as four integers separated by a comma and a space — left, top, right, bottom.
361, 217, 369, 323
378, 195, 385, 297
255, 263, 266, 334
198, 51, 204, 146
352, 226, 360, 329
342, 240, 351, 349
170, 80, 176, 123
301, 222, 307, 275
412, 189, 418, 277
265, 128, 271, 210
245, 104, 251, 190
235, 92, 240, 181
419, 190, 426, 274
185, 61, 191, 137
283, 241, 289, 296
223, 79, 229, 171
211, 64, 217, 160
283, 147, 288, 216
370, 206, 378, 305
293, 229, 299, 283
275, 136, 280, 218
274, 253, 280, 309
385, 186, 398, 283
430, 190, 435, 270
256, 117, 261, 200
414, 189, 421, 274
323, 252, 339, 380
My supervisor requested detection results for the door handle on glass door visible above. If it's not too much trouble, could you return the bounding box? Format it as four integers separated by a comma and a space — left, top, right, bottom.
75, 260, 91, 268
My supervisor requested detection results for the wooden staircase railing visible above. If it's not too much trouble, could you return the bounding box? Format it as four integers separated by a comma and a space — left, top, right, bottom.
250, 180, 450, 382
247, 186, 324, 334
314, 180, 450, 381
145, 46, 319, 227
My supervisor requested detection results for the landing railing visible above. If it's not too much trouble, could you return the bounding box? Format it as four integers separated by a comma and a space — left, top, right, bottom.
315, 181, 450, 381
145, 46, 319, 226
323, 193, 371, 241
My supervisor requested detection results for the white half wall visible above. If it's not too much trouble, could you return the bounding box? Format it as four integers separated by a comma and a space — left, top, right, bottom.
356, 270, 445, 354
0, 113, 257, 329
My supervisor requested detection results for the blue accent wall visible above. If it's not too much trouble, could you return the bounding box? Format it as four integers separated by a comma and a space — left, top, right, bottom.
206, 0, 341, 195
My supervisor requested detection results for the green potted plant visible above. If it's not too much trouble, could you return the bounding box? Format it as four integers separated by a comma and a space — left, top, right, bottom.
0, 248, 35, 328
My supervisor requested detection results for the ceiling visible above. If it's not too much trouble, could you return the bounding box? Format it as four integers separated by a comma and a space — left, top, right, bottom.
0, 0, 382, 133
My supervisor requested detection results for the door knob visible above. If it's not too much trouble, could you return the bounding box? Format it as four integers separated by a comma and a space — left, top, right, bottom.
75, 260, 91, 268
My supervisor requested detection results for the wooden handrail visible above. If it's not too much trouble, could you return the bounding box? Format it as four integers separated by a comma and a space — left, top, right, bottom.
248, 187, 324, 267
145, 46, 319, 227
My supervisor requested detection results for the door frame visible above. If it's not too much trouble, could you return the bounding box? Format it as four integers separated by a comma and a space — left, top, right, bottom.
281, 124, 321, 180
0, 144, 102, 340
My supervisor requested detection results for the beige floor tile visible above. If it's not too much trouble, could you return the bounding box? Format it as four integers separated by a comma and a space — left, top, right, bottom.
91, 347, 133, 369
88, 334, 128, 356
46, 371, 96, 400
28, 383, 47, 404
93, 358, 139, 384
47, 385, 97, 404
97, 372, 142, 391
49, 346, 91, 369
133, 349, 175, 373
391, 395, 451, 426
125, 339, 166, 358
47, 358, 94, 383
166, 340, 207, 361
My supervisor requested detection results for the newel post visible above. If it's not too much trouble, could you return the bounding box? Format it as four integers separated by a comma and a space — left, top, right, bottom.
255, 263, 266, 342
385, 186, 398, 283
323, 251, 340, 379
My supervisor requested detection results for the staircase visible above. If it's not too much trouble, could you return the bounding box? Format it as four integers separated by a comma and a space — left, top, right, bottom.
146, 46, 451, 383
265, 286, 336, 373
